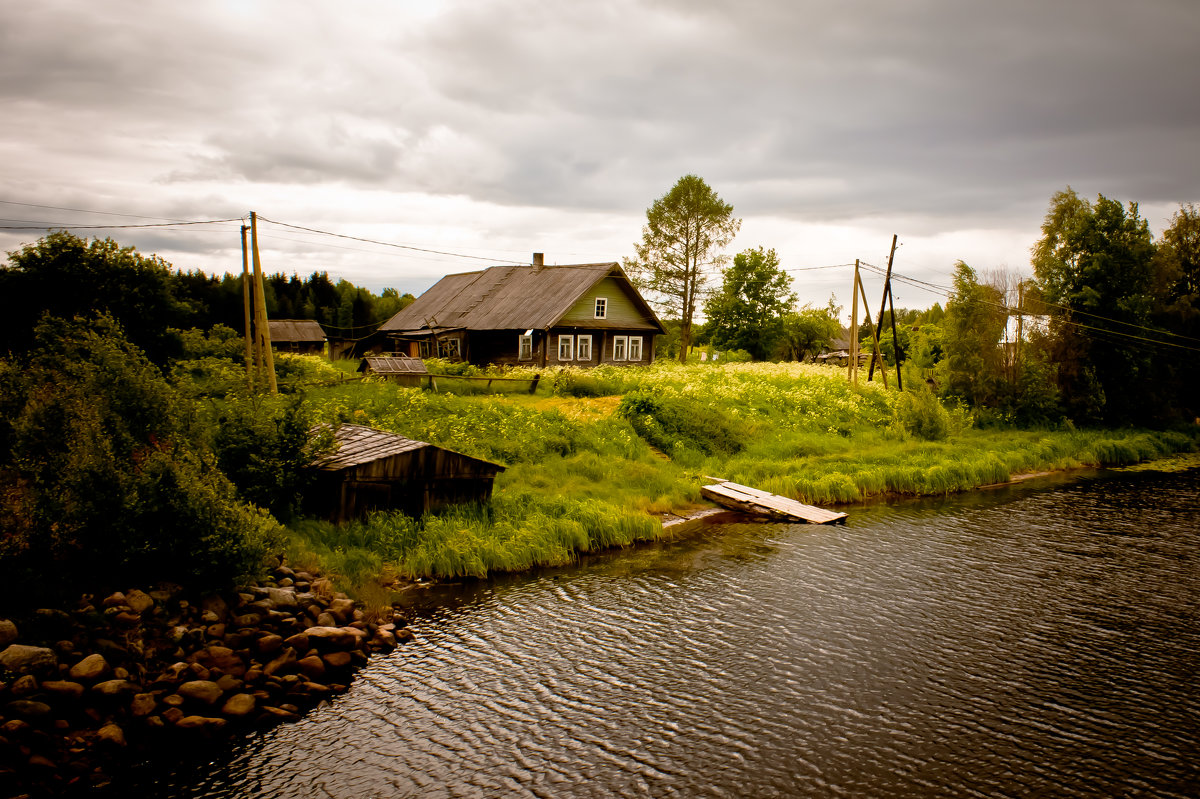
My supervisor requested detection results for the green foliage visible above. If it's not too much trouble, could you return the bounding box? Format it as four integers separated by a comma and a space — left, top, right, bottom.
0, 317, 281, 602
777, 300, 842, 361
893, 386, 953, 441
704, 247, 797, 360
940, 261, 1007, 406
626, 175, 741, 362
617, 390, 748, 457
206, 392, 331, 521
0, 232, 191, 363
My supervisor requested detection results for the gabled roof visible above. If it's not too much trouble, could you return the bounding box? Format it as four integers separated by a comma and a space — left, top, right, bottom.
269, 319, 327, 342
312, 424, 504, 473
378, 263, 664, 334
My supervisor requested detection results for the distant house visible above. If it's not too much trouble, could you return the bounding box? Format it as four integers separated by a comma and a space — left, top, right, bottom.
268, 319, 327, 356
377, 254, 666, 367
310, 424, 505, 523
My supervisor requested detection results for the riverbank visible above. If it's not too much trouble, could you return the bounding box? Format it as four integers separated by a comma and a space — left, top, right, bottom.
0, 567, 411, 797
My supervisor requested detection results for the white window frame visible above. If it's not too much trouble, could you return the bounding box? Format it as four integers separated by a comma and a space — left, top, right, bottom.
576, 334, 592, 361
438, 337, 461, 359
558, 334, 574, 361
518, 333, 533, 361
417, 340, 432, 358
613, 335, 628, 361
628, 336, 643, 361
594, 298, 608, 319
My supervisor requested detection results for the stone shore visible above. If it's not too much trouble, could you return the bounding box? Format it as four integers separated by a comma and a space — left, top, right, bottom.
0, 566, 412, 797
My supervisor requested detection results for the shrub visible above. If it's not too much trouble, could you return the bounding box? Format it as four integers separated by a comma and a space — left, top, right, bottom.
893, 386, 953, 441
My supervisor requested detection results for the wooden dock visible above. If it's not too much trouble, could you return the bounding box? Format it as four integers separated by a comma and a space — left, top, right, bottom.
700, 481, 848, 525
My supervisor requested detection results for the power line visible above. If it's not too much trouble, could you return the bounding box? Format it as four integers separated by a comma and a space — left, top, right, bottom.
0, 218, 243, 231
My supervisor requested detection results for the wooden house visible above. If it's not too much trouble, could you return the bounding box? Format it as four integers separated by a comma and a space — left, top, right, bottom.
377, 254, 665, 368
310, 424, 504, 523
268, 319, 327, 356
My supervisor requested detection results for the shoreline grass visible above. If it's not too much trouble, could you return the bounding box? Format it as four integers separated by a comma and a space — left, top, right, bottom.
283, 359, 1200, 596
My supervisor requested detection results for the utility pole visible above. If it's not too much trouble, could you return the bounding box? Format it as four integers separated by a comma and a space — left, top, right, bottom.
250, 212, 277, 395
852, 262, 888, 389
850, 260, 860, 386
240, 224, 255, 389
869, 235, 902, 390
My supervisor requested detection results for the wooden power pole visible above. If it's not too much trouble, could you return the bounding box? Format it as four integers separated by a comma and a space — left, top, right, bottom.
250, 212, 277, 395
241, 224, 255, 388
851, 261, 888, 389
869, 235, 902, 390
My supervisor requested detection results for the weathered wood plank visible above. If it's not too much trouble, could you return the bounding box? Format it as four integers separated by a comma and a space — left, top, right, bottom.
700, 481, 847, 525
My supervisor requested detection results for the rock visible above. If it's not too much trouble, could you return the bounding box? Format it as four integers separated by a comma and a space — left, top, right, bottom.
101, 592, 127, 609
259, 706, 299, 723
162, 707, 184, 725
263, 648, 297, 677
96, 722, 126, 748
266, 588, 298, 611
300, 681, 331, 696
256, 634, 284, 655
0, 645, 57, 676
283, 633, 309, 651
91, 680, 139, 698
124, 589, 155, 614
199, 594, 230, 622
372, 630, 397, 649
113, 611, 141, 627
3, 718, 32, 737
277, 577, 294, 587
233, 613, 263, 628
394, 628, 415, 643
296, 656, 326, 680
0, 619, 18, 648
193, 645, 245, 677
28, 752, 58, 769
221, 693, 256, 718
274, 565, 296, 580
206, 623, 226, 640
5, 700, 52, 721
176, 715, 227, 732
163, 694, 185, 707
69, 654, 111, 683
322, 651, 353, 670
305, 626, 364, 648
11, 675, 39, 697
41, 680, 85, 701
178, 680, 223, 705
328, 598, 356, 623
129, 693, 158, 717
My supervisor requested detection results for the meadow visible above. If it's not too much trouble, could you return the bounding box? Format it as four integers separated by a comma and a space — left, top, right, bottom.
275, 358, 1199, 598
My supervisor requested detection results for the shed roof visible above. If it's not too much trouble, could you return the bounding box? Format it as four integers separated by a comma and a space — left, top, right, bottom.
379, 262, 664, 334
357, 355, 429, 375
269, 319, 327, 343
312, 424, 504, 473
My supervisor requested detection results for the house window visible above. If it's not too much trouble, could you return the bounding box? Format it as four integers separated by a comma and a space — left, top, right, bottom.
628, 336, 643, 361
558, 335, 574, 361
438, 337, 461, 359
518, 334, 533, 361
577, 334, 592, 361
613, 335, 627, 361
417, 340, 433, 358
594, 298, 608, 319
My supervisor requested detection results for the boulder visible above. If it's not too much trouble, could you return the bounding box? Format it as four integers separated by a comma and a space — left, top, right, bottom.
101, 592, 127, 609
92, 680, 139, 698
315, 612, 338, 627
0, 644, 57, 676
283, 632, 309, 651
305, 626, 364, 648
124, 589, 155, 614
0, 619, 19, 648
69, 654, 111, 683
5, 699, 52, 721
162, 707, 184, 725
221, 693, 256, 718
96, 722, 126, 748
129, 693, 158, 718
256, 634, 284, 655
263, 648, 297, 677
321, 651, 353, 670
176, 715, 227, 732
295, 656, 325, 680
41, 680, 85, 701
199, 594, 230, 622
178, 680, 223, 705
329, 598, 356, 623
266, 587, 299, 611
11, 674, 39, 697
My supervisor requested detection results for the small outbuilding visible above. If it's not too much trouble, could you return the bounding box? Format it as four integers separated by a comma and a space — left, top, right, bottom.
269, 319, 328, 356
310, 424, 504, 523
357, 354, 429, 386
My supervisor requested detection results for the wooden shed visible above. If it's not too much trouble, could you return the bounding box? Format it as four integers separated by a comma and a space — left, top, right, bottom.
269, 319, 328, 356
357, 354, 429, 386
310, 424, 504, 523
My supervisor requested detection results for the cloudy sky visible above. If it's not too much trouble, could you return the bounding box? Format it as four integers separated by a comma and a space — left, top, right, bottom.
2, 0, 1197, 318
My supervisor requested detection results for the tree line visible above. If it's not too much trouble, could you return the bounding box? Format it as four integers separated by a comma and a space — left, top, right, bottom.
625, 177, 1200, 426
0, 231, 414, 362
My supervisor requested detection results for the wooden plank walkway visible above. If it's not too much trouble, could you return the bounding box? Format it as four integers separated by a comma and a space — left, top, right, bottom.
700, 481, 848, 525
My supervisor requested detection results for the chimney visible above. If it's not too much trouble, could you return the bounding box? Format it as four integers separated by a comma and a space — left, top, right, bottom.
532, 252, 544, 272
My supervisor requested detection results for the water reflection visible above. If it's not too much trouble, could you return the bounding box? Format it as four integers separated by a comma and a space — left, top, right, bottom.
139, 468, 1199, 798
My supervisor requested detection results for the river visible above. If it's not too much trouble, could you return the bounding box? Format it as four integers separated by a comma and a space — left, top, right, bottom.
134, 466, 1198, 797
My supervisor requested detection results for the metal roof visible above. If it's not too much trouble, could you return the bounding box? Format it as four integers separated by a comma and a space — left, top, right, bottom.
378, 262, 664, 334
268, 319, 327, 342
312, 424, 504, 473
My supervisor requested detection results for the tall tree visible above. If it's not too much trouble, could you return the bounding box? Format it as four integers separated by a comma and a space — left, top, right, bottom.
703, 247, 795, 360
1032, 188, 1158, 423
777, 299, 841, 362
626, 175, 740, 363
939, 261, 1007, 407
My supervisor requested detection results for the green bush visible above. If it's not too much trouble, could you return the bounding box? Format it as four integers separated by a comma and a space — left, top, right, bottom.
617, 390, 748, 456
893, 386, 953, 441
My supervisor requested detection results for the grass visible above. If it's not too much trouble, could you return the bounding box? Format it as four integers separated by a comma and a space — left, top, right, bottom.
270, 357, 1200, 596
